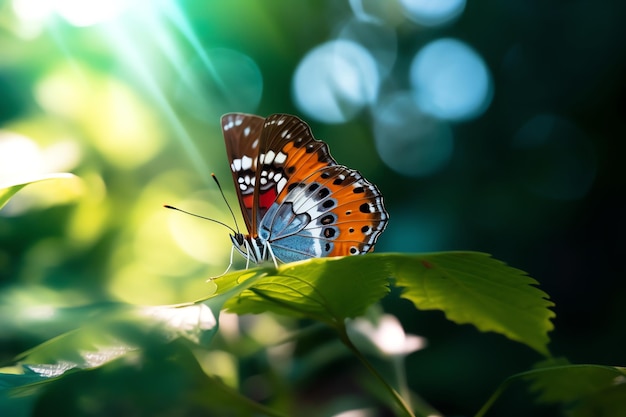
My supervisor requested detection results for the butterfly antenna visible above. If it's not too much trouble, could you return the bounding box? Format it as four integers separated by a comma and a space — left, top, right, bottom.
211, 173, 241, 235
163, 205, 238, 235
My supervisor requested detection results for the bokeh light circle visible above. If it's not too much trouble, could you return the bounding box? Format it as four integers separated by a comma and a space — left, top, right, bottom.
292, 40, 380, 124
348, 0, 405, 26
35, 64, 165, 169
373, 91, 453, 177
0, 133, 43, 182
338, 18, 397, 79
176, 48, 263, 125
410, 38, 493, 121
511, 114, 596, 200
399, 0, 466, 27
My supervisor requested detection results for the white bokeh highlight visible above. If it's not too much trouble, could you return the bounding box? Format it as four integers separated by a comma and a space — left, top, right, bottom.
399, 0, 466, 27
292, 40, 380, 124
338, 18, 398, 79
347, 314, 426, 357
410, 38, 493, 121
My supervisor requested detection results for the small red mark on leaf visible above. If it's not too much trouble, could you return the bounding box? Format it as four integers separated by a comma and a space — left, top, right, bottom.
421, 260, 433, 269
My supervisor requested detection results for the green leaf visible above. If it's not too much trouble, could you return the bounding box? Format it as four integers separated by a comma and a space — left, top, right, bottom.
1, 268, 267, 387
0, 304, 216, 394
390, 252, 554, 355
525, 358, 626, 417
0, 271, 281, 415
0, 173, 77, 209
216, 252, 554, 355
13, 340, 287, 417
0, 273, 291, 415
0, 305, 216, 416
218, 256, 391, 326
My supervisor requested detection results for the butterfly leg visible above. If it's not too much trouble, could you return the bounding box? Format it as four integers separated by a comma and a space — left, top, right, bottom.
243, 240, 253, 269
264, 242, 279, 268
207, 245, 236, 281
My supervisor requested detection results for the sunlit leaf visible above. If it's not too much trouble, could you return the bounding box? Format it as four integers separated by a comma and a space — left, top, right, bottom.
390, 252, 554, 355
14, 305, 159, 371
219, 256, 391, 325
1, 268, 268, 393
0, 173, 77, 209
0, 269, 290, 415
140, 304, 217, 344
525, 358, 626, 417
22, 340, 286, 417
216, 252, 554, 355
0, 304, 215, 415
1, 304, 217, 393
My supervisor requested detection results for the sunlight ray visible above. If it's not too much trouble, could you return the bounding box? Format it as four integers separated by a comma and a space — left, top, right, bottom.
160, 0, 229, 99
100, 16, 211, 183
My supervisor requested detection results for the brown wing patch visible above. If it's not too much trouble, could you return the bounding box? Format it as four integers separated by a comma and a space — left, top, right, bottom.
221, 113, 265, 234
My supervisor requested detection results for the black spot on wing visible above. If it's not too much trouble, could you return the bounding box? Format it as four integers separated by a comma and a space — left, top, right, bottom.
322, 199, 335, 209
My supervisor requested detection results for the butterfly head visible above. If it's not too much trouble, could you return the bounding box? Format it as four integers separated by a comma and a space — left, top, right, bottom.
229, 232, 271, 265
231, 232, 245, 246
229, 232, 248, 259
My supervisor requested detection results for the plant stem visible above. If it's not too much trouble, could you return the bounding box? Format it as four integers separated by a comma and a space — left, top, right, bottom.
474, 379, 509, 417
392, 355, 411, 410
336, 323, 438, 417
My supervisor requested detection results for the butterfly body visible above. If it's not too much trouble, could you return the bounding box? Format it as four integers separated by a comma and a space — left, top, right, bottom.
222, 113, 388, 265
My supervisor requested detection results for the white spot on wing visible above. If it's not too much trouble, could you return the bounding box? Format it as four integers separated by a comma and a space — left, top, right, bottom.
233, 159, 242, 171
264, 150, 275, 164
241, 156, 253, 170
277, 177, 287, 192
274, 152, 287, 164
244, 127, 251, 136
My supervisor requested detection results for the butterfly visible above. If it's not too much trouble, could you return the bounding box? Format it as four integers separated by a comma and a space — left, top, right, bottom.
220, 113, 388, 267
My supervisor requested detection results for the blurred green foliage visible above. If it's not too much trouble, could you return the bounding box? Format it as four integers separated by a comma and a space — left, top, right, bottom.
0, 239, 560, 416
1, 0, 625, 416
